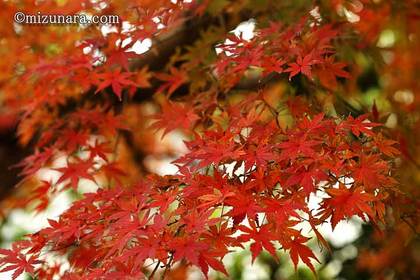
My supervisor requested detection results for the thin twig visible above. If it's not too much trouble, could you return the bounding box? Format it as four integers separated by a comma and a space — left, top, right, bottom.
161, 253, 174, 280
401, 216, 420, 238
149, 260, 161, 280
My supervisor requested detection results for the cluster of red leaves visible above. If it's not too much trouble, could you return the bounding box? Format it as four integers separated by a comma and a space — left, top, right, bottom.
0, 1, 411, 279
1, 93, 399, 279
14, 106, 129, 213
215, 19, 350, 90
0, 0, 198, 137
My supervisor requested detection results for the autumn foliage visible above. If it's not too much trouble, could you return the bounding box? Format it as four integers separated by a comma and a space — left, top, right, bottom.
0, 0, 419, 279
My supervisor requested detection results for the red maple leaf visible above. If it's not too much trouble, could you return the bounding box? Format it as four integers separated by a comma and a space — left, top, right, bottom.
15, 147, 55, 177
224, 192, 263, 225
339, 114, 381, 137
237, 222, 278, 263
87, 140, 113, 162
94, 69, 137, 100
261, 56, 285, 76
316, 56, 350, 90
319, 184, 376, 229
351, 154, 390, 191
277, 137, 322, 160
285, 53, 318, 80
150, 189, 179, 212
59, 129, 89, 152
105, 47, 137, 71
202, 223, 242, 250
170, 235, 209, 265
198, 249, 228, 277
155, 67, 188, 96
373, 133, 400, 157
150, 101, 199, 138
99, 161, 127, 184
281, 234, 319, 274
29, 180, 54, 213
0, 242, 42, 280
55, 159, 96, 190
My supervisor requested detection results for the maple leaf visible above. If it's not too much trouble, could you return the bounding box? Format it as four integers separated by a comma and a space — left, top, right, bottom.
231, 44, 264, 73
43, 218, 82, 243
198, 250, 228, 277
261, 56, 285, 75
224, 192, 263, 224
277, 137, 322, 160
155, 67, 188, 96
134, 66, 152, 88
180, 209, 219, 234
55, 159, 96, 190
339, 114, 381, 137
202, 223, 242, 250
198, 188, 235, 209
373, 133, 400, 157
237, 222, 278, 263
308, 213, 332, 253
298, 113, 329, 133
150, 101, 199, 138
174, 130, 246, 170
15, 147, 55, 177
94, 69, 138, 100
319, 184, 376, 229
263, 196, 304, 224
100, 111, 130, 136
284, 166, 328, 195
59, 129, 89, 152
0, 243, 42, 280
105, 214, 151, 260
87, 140, 113, 162
99, 161, 127, 184
285, 53, 318, 80
351, 154, 390, 191
29, 180, 54, 213
105, 46, 137, 71
150, 189, 179, 212
281, 234, 319, 274
242, 143, 273, 171
316, 56, 350, 89
170, 235, 209, 265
